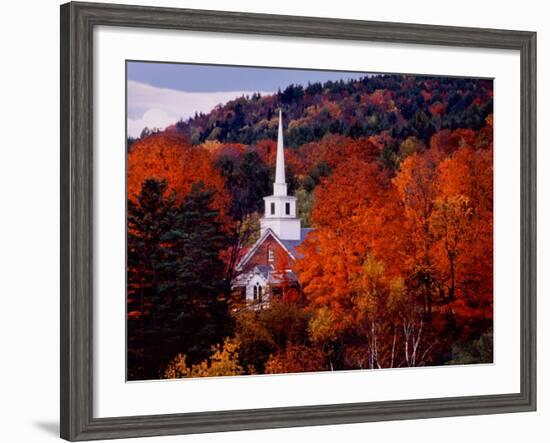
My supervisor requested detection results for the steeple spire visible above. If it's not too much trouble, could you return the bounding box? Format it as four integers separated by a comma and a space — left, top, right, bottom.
273, 109, 287, 196
260, 109, 301, 240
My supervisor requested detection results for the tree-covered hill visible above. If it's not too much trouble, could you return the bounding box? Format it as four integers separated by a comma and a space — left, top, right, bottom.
166, 74, 492, 148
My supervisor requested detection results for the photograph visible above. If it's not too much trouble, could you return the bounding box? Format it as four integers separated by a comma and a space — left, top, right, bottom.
1, 0, 544, 441
126, 62, 494, 381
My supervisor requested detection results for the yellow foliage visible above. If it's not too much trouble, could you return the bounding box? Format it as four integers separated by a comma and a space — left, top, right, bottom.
350, 256, 386, 316
199, 140, 222, 152
308, 307, 337, 343
387, 276, 408, 314
163, 353, 189, 379
163, 338, 244, 379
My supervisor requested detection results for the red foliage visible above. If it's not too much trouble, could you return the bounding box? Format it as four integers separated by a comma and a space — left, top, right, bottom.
127, 133, 230, 217
428, 101, 447, 116
299, 134, 380, 174
430, 128, 476, 155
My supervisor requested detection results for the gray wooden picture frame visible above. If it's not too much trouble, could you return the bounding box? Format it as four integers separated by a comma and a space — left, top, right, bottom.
60, 1, 537, 441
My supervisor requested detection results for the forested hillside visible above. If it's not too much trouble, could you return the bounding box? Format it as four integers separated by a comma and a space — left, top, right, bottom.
160, 74, 493, 147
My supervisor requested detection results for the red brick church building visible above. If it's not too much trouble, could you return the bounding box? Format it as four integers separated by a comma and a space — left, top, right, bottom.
232, 111, 313, 305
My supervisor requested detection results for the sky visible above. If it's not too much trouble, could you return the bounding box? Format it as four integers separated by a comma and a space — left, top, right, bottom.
127, 61, 368, 138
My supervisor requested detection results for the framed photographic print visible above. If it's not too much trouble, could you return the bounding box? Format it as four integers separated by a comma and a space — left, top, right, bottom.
60, 1, 537, 441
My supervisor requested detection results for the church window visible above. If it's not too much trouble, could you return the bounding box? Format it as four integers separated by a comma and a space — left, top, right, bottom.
253, 285, 257, 301
270, 202, 275, 215
285, 202, 290, 215
268, 246, 274, 263
258, 286, 263, 303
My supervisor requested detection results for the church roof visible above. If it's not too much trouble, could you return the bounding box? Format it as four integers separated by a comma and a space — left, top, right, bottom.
254, 265, 272, 278
235, 227, 314, 272
231, 264, 271, 287
280, 228, 314, 258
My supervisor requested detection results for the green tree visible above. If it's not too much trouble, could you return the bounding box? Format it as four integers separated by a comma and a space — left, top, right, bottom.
127, 179, 175, 380
296, 188, 313, 227
157, 182, 231, 368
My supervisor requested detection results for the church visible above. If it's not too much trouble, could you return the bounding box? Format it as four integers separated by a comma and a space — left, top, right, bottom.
231, 110, 313, 306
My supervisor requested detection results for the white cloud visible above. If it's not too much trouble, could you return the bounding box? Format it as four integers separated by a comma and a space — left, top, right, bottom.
127, 80, 273, 138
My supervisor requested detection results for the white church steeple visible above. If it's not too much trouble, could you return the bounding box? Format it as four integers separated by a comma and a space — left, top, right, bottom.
273, 109, 287, 196
260, 110, 301, 241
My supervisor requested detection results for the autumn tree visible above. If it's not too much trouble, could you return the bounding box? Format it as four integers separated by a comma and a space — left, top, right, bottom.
233, 300, 311, 373
127, 133, 229, 215
294, 157, 411, 370
163, 338, 245, 379
393, 149, 441, 319
264, 343, 325, 374
433, 145, 493, 337
296, 157, 400, 324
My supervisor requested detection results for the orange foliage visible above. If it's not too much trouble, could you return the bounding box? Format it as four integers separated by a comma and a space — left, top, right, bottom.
295, 158, 404, 328
264, 343, 325, 374
298, 134, 380, 174
297, 126, 493, 337
428, 101, 446, 116
200, 141, 246, 163
255, 139, 302, 175
254, 139, 277, 166
434, 146, 493, 322
127, 133, 230, 216
393, 149, 441, 273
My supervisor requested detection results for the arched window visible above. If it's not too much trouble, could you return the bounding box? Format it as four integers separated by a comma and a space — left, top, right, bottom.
258, 285, 263, 303
253, 285, 257, 301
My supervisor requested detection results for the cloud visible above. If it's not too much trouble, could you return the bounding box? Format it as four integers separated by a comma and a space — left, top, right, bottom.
127, 80, 273, 138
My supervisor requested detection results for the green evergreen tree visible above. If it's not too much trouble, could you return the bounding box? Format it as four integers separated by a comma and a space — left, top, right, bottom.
127, 178, 174, 380
157, 182, 231, 369
233, 150, 271, 218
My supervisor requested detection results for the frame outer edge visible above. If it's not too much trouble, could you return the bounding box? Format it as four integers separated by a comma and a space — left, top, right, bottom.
73, 1, 531, 49
60, 1, 537, 440
60, 2, 75, 440
61, 1, 96, 440
520, 31, 537, 411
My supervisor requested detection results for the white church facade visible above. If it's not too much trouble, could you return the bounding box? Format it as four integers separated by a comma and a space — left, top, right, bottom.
231, 110, 313, 305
